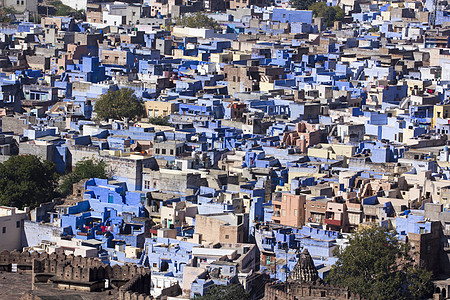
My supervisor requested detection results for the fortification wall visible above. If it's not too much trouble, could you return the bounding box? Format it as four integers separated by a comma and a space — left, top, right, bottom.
119, 273, 152, 300
264, 281, 363, 300
0, 250, 153, 298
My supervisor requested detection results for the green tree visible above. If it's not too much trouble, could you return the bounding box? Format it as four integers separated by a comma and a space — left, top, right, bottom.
73, 9, 86, 21
334, 5, 345, 21
198, 284, 249, 300
51, 0, 75, 16
175, 13, 220, 30
290, 0, 316, 11
0, 7, 16, 23
59, 159, 107, 196
308, 2, 345, 27
95, 88, 145, 121
309, 1, 327, 17
148, 116, 171, 126
0, 155, 58, 209
325, 225, 433, 300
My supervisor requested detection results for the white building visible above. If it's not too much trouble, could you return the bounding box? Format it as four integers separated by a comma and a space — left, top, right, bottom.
61, 0, 87, 11
0, 206, 29, 251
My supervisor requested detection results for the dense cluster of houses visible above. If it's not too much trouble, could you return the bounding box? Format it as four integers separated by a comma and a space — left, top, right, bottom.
0, 0, 449, 298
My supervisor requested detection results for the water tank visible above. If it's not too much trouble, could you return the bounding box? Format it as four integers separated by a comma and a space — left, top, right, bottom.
440, 150, 449, 162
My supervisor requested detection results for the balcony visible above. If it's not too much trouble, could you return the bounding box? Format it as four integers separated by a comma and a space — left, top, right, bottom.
325, 219, 342, 226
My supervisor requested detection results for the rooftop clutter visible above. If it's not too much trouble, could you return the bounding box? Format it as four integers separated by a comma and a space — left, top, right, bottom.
0, 0, 449, 299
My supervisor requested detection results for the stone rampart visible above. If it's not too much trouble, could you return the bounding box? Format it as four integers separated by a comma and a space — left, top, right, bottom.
0, 249, 152, 298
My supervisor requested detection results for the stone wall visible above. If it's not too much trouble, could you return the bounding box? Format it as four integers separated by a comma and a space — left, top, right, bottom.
119, 273, 152, 300
0, 250, 153, 298
264, 281, 363, 300
1, 115, 33, 135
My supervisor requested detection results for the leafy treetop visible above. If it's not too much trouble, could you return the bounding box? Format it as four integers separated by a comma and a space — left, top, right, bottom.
0, 155, 58, 209
0, 7, 16, 23
308, 2, 345, 27
148, 116, 171, 126
325, 225, 433, 300
289, 0, 345, 28
198, 284, 249, 300
95, 88, 145, 121
175, 13, 221, 30
59, 159, 108, 196
51, 0, 75, 16
290, 0, 315, 10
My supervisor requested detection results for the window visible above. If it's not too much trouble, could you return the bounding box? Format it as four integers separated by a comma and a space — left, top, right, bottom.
170, 149, 174, 155
225, 235, 229, 239
162, 149, 166, 155
294, 209, 298, 217
16, 221, 20, 228
282, 209, 286, 216
2, 227, 5, 234
445, 223, 450, 233
108, 195, 114, 203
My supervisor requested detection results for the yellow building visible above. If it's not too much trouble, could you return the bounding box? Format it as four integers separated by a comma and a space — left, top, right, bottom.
260, 81, 275, 92
144, 101, 176, 118
432, 104, 450, 129
210, 52, 232, 64
210, 51, 252, 64
307, 144, 356, 160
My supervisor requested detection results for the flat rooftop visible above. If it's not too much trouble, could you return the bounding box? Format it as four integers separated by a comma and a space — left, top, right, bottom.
0, 272, 119, 299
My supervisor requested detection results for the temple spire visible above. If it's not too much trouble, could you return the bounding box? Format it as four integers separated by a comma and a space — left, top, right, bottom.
287, 248, 321, 283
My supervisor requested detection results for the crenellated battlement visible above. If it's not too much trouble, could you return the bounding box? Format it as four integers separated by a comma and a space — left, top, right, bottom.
0, 249, 153, 299
264, 281, 364, 300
